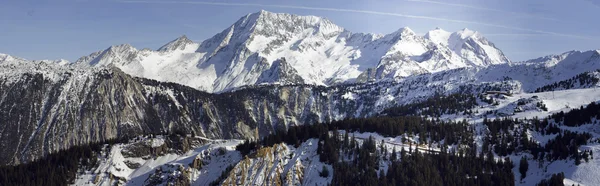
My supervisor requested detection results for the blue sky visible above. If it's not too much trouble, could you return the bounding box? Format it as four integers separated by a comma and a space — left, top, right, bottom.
1, 0, 599, 62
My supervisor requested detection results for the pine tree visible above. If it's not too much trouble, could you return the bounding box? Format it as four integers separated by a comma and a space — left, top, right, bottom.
319, 165, 329, 178
343, 131, 349, 150
520, 156, 529, 180
391, 147, 397, 161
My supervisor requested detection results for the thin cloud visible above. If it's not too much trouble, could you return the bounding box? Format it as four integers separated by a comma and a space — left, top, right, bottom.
118, 0, 595, 40
485, 33, 549, 37
404, 0, 561, 22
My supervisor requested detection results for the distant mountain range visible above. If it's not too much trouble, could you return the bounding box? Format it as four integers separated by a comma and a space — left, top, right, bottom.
4, 10, 598, 94
6, 10, 512, 93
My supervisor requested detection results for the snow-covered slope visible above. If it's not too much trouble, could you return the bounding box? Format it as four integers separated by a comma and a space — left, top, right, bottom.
74, 10, 510, 92
72, 40, 216, 91
471, 49, 600, 92
74, 136, 244, 186
443, 88, 600, 186
73, 136, 331, 186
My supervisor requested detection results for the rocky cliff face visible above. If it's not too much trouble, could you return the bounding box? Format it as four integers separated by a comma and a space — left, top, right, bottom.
255, 57, 305, 85
0, 67, 162, 165
221, 142, 321, 186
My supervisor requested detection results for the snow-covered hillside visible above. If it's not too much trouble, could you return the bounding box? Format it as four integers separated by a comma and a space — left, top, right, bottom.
2, 9, 600, 186
72, 136, 332, 186
73, 136, 242, 186
415, 87, 600, 186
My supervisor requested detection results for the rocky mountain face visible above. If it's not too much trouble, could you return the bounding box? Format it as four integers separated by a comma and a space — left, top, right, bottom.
219, 139, 328, 186
73, 10, 510, 93
0, 57, 520, 165
255, 57, 305, 85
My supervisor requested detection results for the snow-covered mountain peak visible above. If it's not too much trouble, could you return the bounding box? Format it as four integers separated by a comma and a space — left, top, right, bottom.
35, 59, 70, 66
523, 51, 574, 65
456, 28, 477, 38
158, 35, 195, 52
108, 44, 136, 53
232, 10, 346, 42
424, 27, 451, 45
378, 27, 422, 45
0, 53, 73, 70
0, 53, 70, 66
0, 53, 34, 63
0, 53, 17, 62
58, 11, 512, 92
425, 27, 487, 47
522, 49, 600, 69
71, 43, 142, 67
394, 27, 416, 36
0, 53, 30, 66
589, 49, 600, 57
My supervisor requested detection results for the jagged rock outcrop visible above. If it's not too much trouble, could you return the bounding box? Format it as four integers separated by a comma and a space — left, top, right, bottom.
222, 144, 292, 186
120, 135, 207, 159
256, 57, 305, 85
144, 165, 191, 186
219, 139, 327, 186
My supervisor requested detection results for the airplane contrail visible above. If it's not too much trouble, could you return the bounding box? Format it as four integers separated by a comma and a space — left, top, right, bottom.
404, 0, 561, 22
118, 0, 595, 40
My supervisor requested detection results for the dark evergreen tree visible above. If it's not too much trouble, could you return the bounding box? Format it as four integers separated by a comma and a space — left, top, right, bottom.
319, 165, 329, 178
520, 156, 529, 180
391, 147, 397, 161
536, 172, 565, 186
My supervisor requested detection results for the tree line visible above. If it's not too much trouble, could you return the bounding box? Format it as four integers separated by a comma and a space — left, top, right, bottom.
235, 115, 512, 186
0, 138, 123, 186
383, 93, 478, 117
237, 115, 475, 157
483, 117, 592, 164
549, 101, 600, 127
534, 70, 600, 93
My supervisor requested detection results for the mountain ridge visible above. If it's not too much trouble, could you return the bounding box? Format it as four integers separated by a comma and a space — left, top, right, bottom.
63, 10, 509, 92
